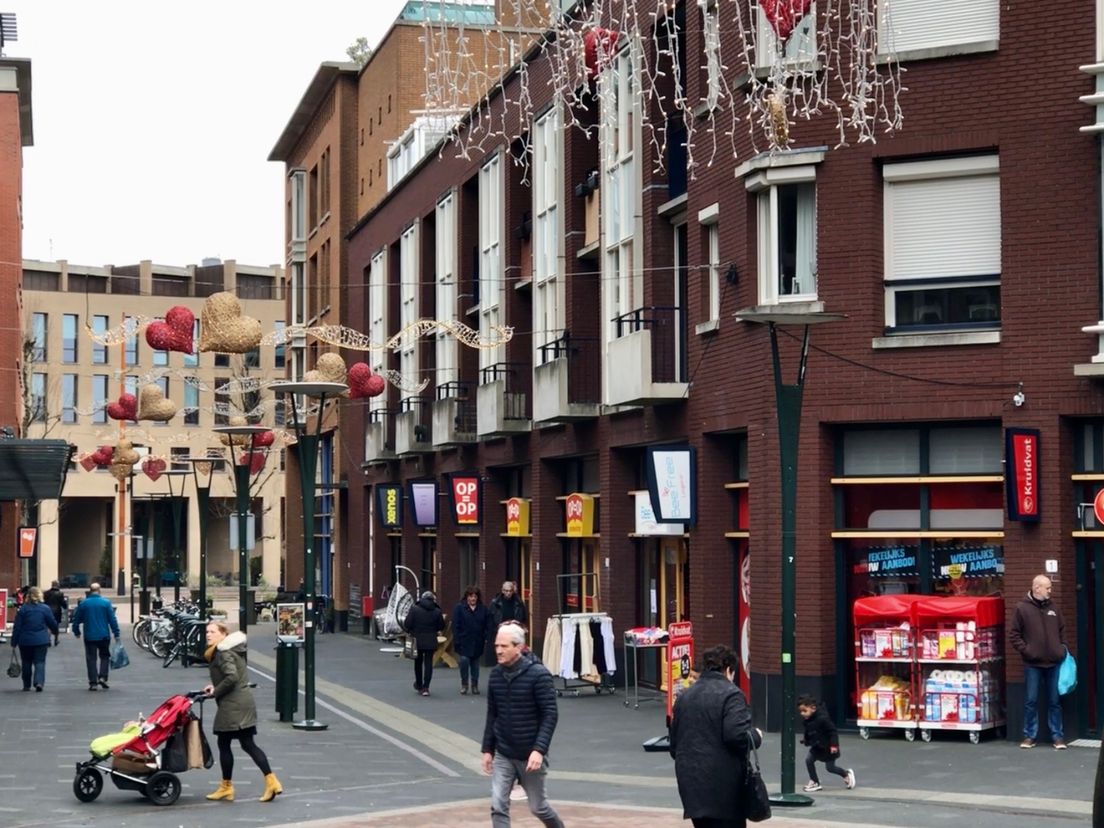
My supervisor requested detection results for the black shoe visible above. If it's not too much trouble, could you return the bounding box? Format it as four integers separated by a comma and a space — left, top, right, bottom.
22, 687, 29, 692
414, 682, 422, 693
98, 679, 109, 690
34, 685, 42, 692
88, 684, 98, 691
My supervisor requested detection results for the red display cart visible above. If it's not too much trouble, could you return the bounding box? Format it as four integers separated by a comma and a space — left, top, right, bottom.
852, 595, 924, 741
914, 596, 1005, 744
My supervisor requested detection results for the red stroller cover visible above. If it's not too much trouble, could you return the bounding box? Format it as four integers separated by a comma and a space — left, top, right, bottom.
112, 694, 194, 758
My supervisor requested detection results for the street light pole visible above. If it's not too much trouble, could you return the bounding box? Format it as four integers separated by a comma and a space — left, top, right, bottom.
270, 380, 346, 732
186, 454, 220, 619
162, 470, 190, 606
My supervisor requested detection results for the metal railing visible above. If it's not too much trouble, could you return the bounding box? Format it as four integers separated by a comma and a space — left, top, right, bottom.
479, 362, 530, 420
537, 332, 600, 405
435, 381, 477, 437
399, 397, 432, 446
613, 305, 685, 384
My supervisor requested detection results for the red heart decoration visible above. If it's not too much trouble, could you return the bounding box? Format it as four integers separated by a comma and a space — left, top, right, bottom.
106, 393, 138, 421
254, 430, 275, 448
761, 0, 812, 41
347, 363, 374, 399
92, 445, 115, 466
239, 450, 266, 474
584, 28, 619, 78
142, 456, 167, 482
79, 454, 97, 472
145, 305, 195, 354
365, 373, 386, 398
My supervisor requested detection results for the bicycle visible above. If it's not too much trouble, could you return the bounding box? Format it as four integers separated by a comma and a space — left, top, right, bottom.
162, 616, 207, 668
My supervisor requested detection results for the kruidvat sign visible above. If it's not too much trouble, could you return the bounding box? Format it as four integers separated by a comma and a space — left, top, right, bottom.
409, 480, 439, 528
644, 445, 697, 525
377, 485, 403, 528
1005, 428, 1041, 522
451, 474, 481, 525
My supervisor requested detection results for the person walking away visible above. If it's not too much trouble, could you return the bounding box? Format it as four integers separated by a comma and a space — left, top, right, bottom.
669, 644, 762, 828
798, 694, 855, 791
43, 581, 67, 645
404, 590, 446, 696
481, 623, 563, 827
11, 586, 58, 691
70, 582, 120, 691
203, 621, 282, 802
1010, 573, 1068, 749
452, 585, 490, 695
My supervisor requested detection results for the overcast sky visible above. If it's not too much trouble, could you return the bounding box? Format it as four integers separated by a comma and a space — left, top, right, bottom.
5, 0, 408, 268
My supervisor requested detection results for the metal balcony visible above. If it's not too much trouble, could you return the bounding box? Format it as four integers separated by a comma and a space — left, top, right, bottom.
395, 397, 434, 454
432, 381, 478, 447
363, 409, 396, 464
533, 333, 600, 424
477, 363, 532, 437
605, 306, 689, 406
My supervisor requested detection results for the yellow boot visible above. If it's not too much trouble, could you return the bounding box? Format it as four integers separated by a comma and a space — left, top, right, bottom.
206, 780, 234, 801
259, 772, 283, 802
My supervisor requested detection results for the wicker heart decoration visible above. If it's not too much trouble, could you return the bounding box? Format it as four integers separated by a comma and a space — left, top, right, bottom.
305, 352, 347, 384
760, 0, 812, 41
106, 393, 138, 421
145, 305, 195, 354
142, 456, 167, 482
219, 415, 251, 447
197, 291, 262, 354
113, 441, 140, 467
239, 450, 266, 474
347, 363, 374, 398
137, 384, 177, 422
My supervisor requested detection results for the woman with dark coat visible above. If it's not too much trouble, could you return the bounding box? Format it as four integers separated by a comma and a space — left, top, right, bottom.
203, 621, 282, 803
404, 590, 446, 696
11, 586, 58, 691
669, 644, 762, 828
451, 585, 490, 695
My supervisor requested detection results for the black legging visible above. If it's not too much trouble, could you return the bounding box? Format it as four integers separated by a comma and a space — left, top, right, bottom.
805, 749, 848, 784
216, 732, 271, 780
414, 648, 435, 690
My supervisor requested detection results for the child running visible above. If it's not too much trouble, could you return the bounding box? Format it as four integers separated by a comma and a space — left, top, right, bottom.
798, 694, 855, 792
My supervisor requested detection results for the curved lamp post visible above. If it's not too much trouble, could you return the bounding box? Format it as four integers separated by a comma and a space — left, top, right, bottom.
161, 469, 191, 605
212, 425, 270, 633
735, 305, 843, 808
183, 452, 222, 619
269, 379, 347, 732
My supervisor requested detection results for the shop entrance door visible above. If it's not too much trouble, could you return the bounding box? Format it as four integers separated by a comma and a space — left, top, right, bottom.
507, 540, 533, 605
421, 536, 437, 595
1075, 540, 1103, 736
639, 538, 689, 688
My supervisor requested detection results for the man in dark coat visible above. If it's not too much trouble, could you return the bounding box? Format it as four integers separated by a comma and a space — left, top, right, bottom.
43, 581, 67, 646
404, 590, 445, 696
452, 585, 490, 695
489, 581, 528, 628
1010, 573, 1068, 749
481, 623, 563, 827
70, 582, 120, 691
669, 644, 761, 828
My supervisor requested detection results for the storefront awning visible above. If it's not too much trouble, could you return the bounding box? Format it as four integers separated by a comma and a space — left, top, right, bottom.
0, 440, 75, 501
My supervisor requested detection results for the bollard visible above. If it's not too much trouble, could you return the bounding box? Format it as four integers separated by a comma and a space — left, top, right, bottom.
275, 641, 299, 722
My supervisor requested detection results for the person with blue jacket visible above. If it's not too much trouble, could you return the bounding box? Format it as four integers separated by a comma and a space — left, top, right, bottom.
71, 582, 120, 691
11, 586, 58, 691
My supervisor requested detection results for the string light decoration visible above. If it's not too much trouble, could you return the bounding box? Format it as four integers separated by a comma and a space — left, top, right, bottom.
418, 0, 904, 170
261, 319, 515, 353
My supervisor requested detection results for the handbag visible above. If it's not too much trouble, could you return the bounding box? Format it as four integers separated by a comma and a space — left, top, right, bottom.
110, 641, 130, 670
743, 736, 772, 823
6, 649, 20, 679
1058, 648, 1077, 696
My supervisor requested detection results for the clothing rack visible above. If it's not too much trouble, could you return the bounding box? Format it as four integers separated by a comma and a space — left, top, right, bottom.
542, 575, 618, 697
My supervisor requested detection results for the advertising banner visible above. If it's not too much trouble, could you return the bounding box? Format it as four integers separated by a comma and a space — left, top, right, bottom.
409, 480, 439, 528
1005, 428, 1040, 522
633, 491, 684, 536
504, 497, 530, 536
276, 603, 306, 643
667, 620, 694, 720
564, 493, 595, 536
17, 526, 36, 559
377, 485, 403, 528
450, 474, 481, 525
645, 445, 697, 524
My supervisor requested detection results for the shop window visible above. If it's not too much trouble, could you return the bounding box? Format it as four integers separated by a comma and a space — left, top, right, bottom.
843, 429, 920, 475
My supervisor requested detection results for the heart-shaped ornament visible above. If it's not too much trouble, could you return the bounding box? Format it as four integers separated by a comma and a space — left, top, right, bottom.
347, 363, 374, 399
255, 430, 275, 448
137, 384, 177, 422
79, 454, 97, 472
106, 393, 138, 421
365, 374, 386, 398
198, 291, 262, 354
760, 0, 812, 41
239, 450, 266, 474
142, 456, 167, 482
145, 305, 195, 355
92, 445, 115, 466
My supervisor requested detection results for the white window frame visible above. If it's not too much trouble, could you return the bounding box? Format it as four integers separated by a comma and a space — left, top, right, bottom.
533, 105, 565, 363
368, 250, 389, 414
878, 0, 999, 58
435, 192, 459, 388
479, 151, 506, 371
698, 202, 721, 322
399, 223, 419, 397
747, 164, 818, 305
755, 1, 818, 70
289, 169, 307, 244
882, 155, 1001, 331
601, 47, 642, 347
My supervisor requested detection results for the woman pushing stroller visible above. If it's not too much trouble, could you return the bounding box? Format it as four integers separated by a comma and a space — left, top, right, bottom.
202, 621, 282, 803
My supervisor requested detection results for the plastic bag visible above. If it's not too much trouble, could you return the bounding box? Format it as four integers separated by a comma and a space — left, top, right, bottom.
1058, 648, 1077, 696
110, 641, 130, 670
7, 649, 20, 678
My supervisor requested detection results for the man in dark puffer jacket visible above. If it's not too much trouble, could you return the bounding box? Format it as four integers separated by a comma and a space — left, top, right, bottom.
480, 623, 563, 827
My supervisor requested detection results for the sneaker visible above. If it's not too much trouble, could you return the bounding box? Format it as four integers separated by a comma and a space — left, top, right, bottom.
803, 781, 822, 792
98, 679, 109, 690
421, 689, 430, 697
413, 682, 422, 693
845, 769, 856, 789
88, 684, 98, 691
1020, 738, 1036, 749
1054, 739, 1068, 750
34, 685, 42, 692
509, 783, 527, 801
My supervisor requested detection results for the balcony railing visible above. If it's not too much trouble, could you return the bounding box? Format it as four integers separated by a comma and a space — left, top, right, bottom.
436, 380, 477, 434
537, 332, 600, 406
479, 362, 530, 420
613, 305, 685, 384
399, 396, 432, 447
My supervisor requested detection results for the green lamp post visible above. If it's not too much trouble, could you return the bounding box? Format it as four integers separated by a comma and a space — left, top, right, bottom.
184, 452, 222, 619
161, 469, 191, 606
269, 379, 347, 732
736, 305, 843, 807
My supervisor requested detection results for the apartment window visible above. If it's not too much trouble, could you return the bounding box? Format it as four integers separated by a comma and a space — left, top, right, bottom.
170, 447, 190, 471
320, 148, 331, 218
755, 0, 817, 69
92, 374, 108, 424
700, 0, 721, 110
184, 321, 199, 367
62, 373, 77, 424
882, 155, 1001, 331
154, 377, 169, 426
368, 251, 389, 413
184, 379, 199, 425
479, 152, 506, 370
215, 353, 230, 368
30, 373, 46, 422
602, 49, 641, 345
436, 193, 459, 386
244, 346, 260, 369
292, 261, 306, 325
125, 375, 138, 397
533, 106, 564, 359
878, 0, 998, 56
274, 321, 286, 369
290, 169, 307, 243
124, 316, 139, 365
388, 132, 417, 189
309, 164, 319, 229
748, 164, 818, 305
400, 224, 419, 386
30, 313, 46, 362
699, 203, 721, 322
152, 319, 169, 367
214, 378, 229, 425
320, 242, 331, 314
92, 315, 108, 364
62, 314, 78, 363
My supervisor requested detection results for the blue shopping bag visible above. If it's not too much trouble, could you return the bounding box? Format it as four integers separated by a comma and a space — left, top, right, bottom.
1058, 648, 1077, 696
110, 641, 130, 670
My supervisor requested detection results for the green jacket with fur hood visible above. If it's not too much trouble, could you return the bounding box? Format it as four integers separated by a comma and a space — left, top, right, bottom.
207, 631, 257, 733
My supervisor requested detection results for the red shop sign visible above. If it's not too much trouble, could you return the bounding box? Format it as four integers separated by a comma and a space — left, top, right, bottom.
451, 475, 480, 525
1005, 428, 1040, 522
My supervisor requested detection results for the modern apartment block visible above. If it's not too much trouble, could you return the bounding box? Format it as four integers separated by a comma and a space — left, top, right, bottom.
337, 0, 1104, 741
21, 259, 287, 596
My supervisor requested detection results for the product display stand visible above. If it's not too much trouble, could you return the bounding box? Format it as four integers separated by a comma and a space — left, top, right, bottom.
853, 595, 924, 741
622, 630, 668, 709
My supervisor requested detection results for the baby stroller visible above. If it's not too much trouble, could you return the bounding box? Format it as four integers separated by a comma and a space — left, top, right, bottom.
73, 689, 213, 806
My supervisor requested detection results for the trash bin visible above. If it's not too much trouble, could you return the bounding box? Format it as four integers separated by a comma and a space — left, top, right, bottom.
275, 641, 299, 722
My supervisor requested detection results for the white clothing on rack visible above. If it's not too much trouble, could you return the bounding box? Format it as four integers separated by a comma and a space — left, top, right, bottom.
600, 616, 616, 675
559, 617, 578, 679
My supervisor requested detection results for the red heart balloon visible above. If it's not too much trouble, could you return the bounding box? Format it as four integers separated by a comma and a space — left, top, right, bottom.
347, 363, 374, 399
239, 451, 266, 474
365, 373, 386, 398
145, 305, 195, 354
106, 393, 138, 421
142, 456, 167, 482
760, 0, 812, 41
254, 430, 275, 448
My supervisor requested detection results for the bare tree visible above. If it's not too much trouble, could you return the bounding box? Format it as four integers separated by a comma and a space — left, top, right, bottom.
19, 333, 65, 529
